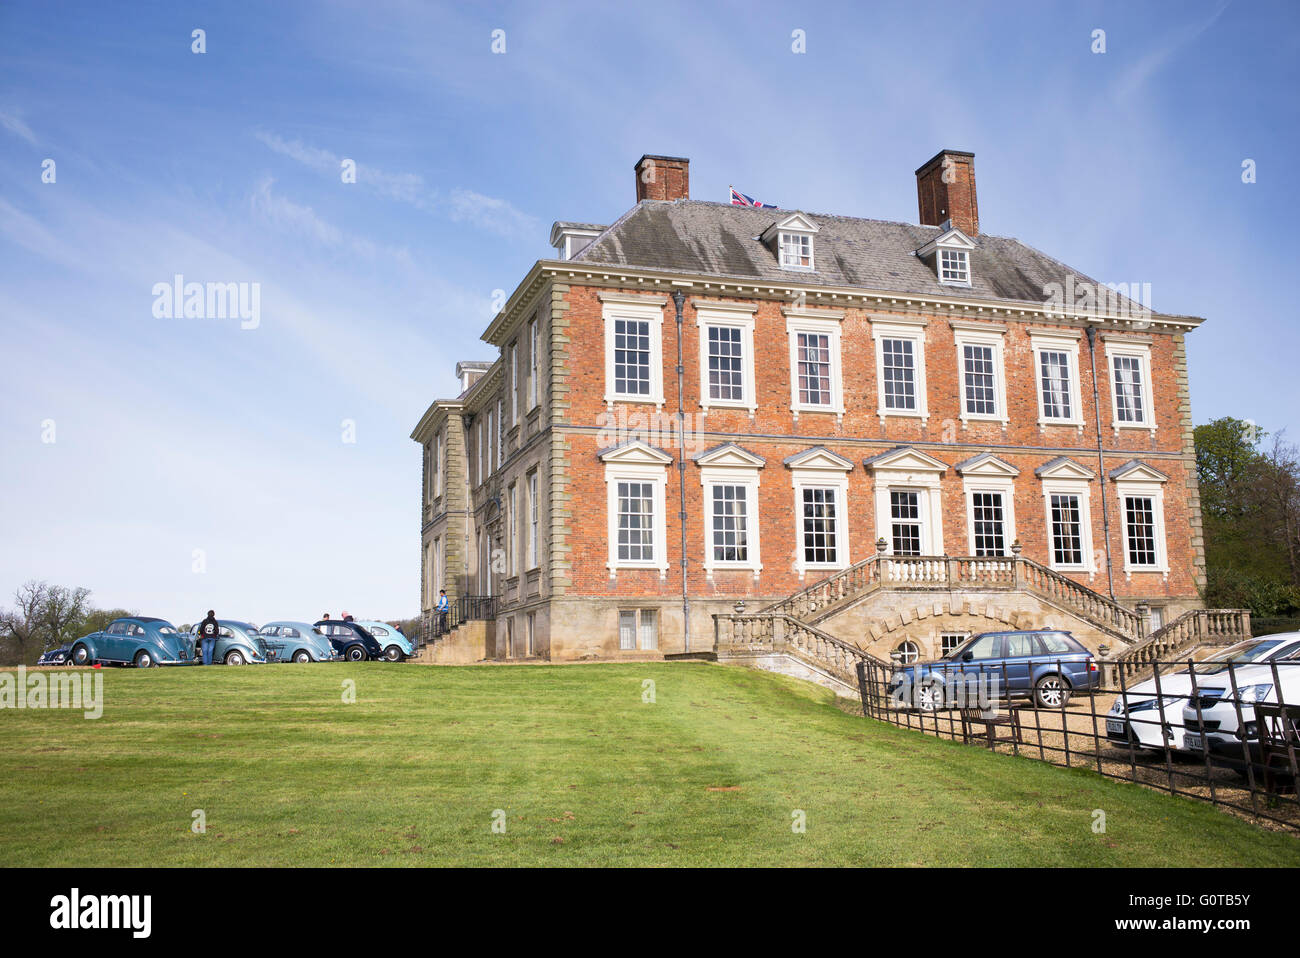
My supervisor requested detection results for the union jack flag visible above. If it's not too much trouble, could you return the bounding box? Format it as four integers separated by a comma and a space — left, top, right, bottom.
729, 186, 777, 209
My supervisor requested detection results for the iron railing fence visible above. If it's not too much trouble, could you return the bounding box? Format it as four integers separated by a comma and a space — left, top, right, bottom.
855, 656, 1300, 833
421, 595, 496, 647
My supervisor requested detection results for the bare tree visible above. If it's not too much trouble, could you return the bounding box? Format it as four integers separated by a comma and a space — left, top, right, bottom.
0, 581, 51, 665
41, 584, 92, 650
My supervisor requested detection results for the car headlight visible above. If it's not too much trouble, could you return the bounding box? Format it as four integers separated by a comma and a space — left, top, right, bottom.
1125, 698, 1162, 713
1237, 683, 1273, 704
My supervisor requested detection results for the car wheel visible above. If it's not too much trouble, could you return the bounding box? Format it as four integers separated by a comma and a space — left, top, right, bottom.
71, 643, 91, 666
293, 649, 311, 664
346, 645, 366, 662
133, 650, 154, 668
225, 650, 246, 666
1034, 675, 1070, 709
916, 680, 944, 711
384, 645, 403, 662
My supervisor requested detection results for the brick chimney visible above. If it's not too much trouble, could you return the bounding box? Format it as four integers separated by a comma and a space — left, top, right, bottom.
915, 149, 978, 235
635, 154, 690, 202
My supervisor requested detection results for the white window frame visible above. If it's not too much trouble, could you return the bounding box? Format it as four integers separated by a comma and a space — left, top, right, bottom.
1041, 479, 1095, 574
699, 470, 762, 578
779, 231, 814, 271
784, 308, 845, 419
951, 322, 1009, 427
865, 447, 947, 557
869, 317, 929, 424
435, 429, 444, 498
602, 442, 671, 577
939, 248, 970, 286
476, 417, 483, 485
957, 457, 1019, 558
601, 293, 666, 408
528, 318, 540, 411
1115, 476, 1168, 575
496, 398, 504, 466
527, 470, 539, 570
695, 302, 758, 414
1028, 329, 1085, 430
1104, 338, 1156, 434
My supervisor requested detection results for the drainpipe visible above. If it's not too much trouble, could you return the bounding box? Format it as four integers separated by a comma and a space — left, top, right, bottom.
1085, 325, 1117, 602
672, 289, 690, 653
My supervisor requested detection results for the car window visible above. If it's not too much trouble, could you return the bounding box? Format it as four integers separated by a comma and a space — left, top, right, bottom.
284, 627, 299, 638
157, 625, 176, 635
129, 624, 145, 636
107, 622, 127, 635
963, 635, 999, 660
1004, 634, 1036, 657
259, 626, 278, 636
219, 627, 233, 637
370, 626, 388, 636
1036, 633, 1073, 654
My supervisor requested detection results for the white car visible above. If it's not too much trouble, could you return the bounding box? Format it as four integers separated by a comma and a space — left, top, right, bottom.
1180, 652, 1300, 769
1106, 634, 1300, 750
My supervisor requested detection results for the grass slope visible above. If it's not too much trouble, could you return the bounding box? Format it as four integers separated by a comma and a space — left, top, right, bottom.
2, 662, 1297, 866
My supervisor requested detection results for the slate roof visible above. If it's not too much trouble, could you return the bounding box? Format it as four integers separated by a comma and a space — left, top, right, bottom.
573, 199, 1145, 311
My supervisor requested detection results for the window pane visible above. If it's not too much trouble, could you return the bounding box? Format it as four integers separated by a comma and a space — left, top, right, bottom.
639, 609, 658, 650
1050, 494, 1084, 566
614, 319, 652, 395
940, 249, 968, 283
618, 611, 636, 650
1113, 355, 1146, 423
962, 344, 997, 415
707, 326, 744, 401
797, 332, 832, 406
801, 487, 838, 564
711, 484, 749, 562
881, 338, 916, 411
890, 490, 922, 556
1125, 495, 1158, 566
1039, 350, 1072, 419
971, 491, 1005, 557
616, 481, 654, 562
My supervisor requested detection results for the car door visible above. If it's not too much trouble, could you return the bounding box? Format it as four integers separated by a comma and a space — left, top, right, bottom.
103, 621, 129, 661
999, 633, 1038, 697
951, 633, 1000, 702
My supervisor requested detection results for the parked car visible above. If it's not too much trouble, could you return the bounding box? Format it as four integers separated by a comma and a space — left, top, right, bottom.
887, 630, 1100, 710
187, 620, 269, 665
314, 620, 383, 661
352, 620, 414, 661
1180, 653, 1300, 770
69, 616, 191, 668
37, 644, 72, 666
256, 622, 339, 663
1106, 633, 1300, 750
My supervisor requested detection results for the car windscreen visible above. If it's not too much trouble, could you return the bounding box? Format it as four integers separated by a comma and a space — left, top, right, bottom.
1194, 639, 1285, 672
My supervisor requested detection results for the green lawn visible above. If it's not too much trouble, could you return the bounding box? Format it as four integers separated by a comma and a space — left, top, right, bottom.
2, 661, 1297, 866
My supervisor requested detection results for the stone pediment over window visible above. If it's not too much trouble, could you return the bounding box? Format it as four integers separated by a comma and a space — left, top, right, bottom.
1034, 456, 1095, 481
596, 439, 675, 465
862, 446, 949, 474
1108, 460, 1168, 483
691, 443, 766, 469
783, 446, 853, 472
954, 452, 1020, 478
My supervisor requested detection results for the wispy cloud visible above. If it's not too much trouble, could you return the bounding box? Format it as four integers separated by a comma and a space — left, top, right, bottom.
0, 109, 37, 145
253, 129, 538, 239
1114, 1, 1232, 101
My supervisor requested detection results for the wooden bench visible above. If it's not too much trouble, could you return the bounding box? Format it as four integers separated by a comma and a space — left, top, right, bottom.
960, 704, 1024, 748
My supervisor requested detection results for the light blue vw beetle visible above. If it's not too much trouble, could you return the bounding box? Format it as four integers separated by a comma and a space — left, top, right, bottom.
352, 620, 415, 661
256, 621, 339, 663
69, 616, 191, 667
187, 620, 269, 665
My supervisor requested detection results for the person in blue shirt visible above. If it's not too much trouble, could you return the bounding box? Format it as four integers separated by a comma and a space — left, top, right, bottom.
436, 590, 449, 635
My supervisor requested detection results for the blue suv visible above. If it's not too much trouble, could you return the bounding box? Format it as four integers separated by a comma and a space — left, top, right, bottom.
886, 630, 1100, 710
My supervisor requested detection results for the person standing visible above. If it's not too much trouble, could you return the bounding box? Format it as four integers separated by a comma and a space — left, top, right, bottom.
436, 590, 449, 635
198, 610, 219, 666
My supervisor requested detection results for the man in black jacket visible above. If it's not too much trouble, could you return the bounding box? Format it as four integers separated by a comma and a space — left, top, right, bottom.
198, 610, 219, 666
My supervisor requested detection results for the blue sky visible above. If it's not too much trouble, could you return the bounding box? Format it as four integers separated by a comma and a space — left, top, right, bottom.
1, 0, 1296, 625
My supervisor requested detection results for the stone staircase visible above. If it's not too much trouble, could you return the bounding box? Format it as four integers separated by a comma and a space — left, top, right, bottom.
1110, 608, 1252, 685
715, 551, 1251, 694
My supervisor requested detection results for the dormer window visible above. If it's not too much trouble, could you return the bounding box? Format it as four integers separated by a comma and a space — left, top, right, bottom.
940, 248, 969, 284
760, 213, 819, 272
916, 226, 976, 287
780, 232, 813, 270
548, 222, 606, 261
